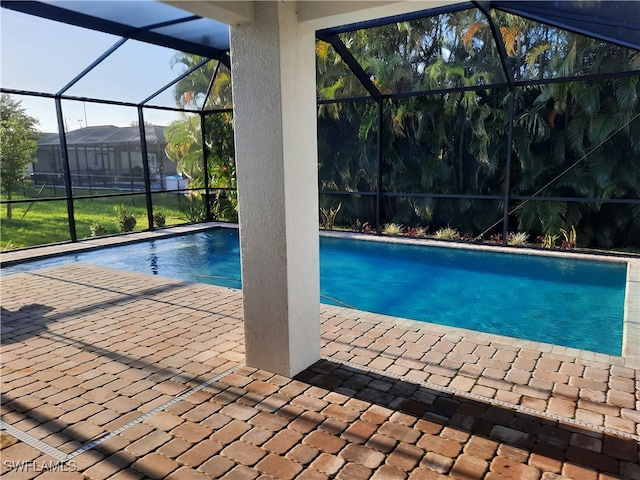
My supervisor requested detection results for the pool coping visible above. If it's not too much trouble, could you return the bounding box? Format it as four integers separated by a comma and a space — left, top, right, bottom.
1, 222, 638, 366
0, 222, 231, 267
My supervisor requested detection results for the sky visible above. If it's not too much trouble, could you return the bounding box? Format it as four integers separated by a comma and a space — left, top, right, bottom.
0, 6, 212, 132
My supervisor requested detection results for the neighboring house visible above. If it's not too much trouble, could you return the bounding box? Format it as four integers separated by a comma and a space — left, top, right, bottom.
32, 125, 179, 191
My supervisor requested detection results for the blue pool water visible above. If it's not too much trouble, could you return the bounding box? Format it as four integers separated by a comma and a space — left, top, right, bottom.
2, 228, 627, 355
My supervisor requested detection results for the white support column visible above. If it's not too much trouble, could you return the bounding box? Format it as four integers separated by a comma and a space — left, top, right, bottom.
230, 1, 320, 377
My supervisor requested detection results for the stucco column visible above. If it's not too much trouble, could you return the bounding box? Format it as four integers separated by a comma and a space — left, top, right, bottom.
230, 1, 320, 377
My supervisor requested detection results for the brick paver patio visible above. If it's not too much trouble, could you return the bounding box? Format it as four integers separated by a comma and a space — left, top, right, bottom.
1, 231, 639, 479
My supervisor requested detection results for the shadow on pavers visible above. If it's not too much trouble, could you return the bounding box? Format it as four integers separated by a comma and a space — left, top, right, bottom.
294, 358, 639, 478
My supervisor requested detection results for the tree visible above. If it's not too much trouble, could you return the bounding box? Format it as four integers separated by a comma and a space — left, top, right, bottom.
316, 8, 640, 248
164, 114, 203, 181
129, 120, 156, 127
164, 54, 236, 219
0, 94, 39, 219
317, 10, 511, 232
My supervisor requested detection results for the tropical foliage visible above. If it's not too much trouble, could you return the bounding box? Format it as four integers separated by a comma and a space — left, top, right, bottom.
316, 8, 640, 249
164, 54, 237, 220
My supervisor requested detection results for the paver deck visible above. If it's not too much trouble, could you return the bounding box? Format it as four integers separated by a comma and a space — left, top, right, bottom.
1, 232, 639, 479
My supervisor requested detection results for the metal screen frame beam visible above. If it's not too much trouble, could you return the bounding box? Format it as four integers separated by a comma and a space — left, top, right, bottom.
1, 1, 231, 66
491, 2, 640, 51
375, 101, 383, 232
54, 98, 76, 242
201, 112, 213, 222
137, 107, 155, 231
141, 57, 211, 106
502, 93, 515, 243
317, 2, 474, 36
315, 31, 382, 103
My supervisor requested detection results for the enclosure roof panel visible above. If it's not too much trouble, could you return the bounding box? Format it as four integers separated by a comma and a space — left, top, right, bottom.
318, 1, 640, 51
3, 1, 637, 58
1, 0, 231, 63
490, 1, 640, 51
2, 0, 637, 104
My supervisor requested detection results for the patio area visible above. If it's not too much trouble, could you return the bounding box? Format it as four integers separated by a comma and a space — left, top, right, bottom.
1, 248, 639, 479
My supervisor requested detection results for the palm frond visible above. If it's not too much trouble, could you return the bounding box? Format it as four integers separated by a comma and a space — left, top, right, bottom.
586, 154, 615, 189
463, 22, 486, 53
557, 42, 577, 78
631, 204, 640, 226
537, 200, 567, 234
572, 86, 600, 115
614, 76, 639, 110
316, 40, 330, 64
566, 116, 588, 155
515, 200, 538, 231
525, 44, 551, 76
499, 26, 521, 57
588, 111, 619, 145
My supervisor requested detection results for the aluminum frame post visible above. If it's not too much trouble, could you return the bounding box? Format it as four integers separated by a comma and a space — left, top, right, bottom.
137, 107, 155, 230
54, 97, 77, 242
200, 112, 212, 221
375, 100, 384, 233
502, 92, 515, 244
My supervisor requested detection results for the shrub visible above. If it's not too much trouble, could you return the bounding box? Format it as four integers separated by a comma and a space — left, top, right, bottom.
115, 204, 136, 232
539, 233, 559, 249
320, 203, 342, 230
507, 231, 529, 246
182, 192, 207, 222
560, 225, 577, 249
153, 210, 166, 228
406, 226, 428, 237
382, 223, 403, 236
459, 232, 473, 241
434, 226, 459, 240
489, 233, 502, 243
90, 218, 108, 237
211, 193, 238, 222
353, 218, 371, 233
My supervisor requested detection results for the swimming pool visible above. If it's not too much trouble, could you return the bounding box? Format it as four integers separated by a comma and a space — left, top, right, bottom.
2, 227, 627, 355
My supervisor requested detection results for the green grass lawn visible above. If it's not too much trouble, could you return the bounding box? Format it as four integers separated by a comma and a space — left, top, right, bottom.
1, 187, 200, 250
